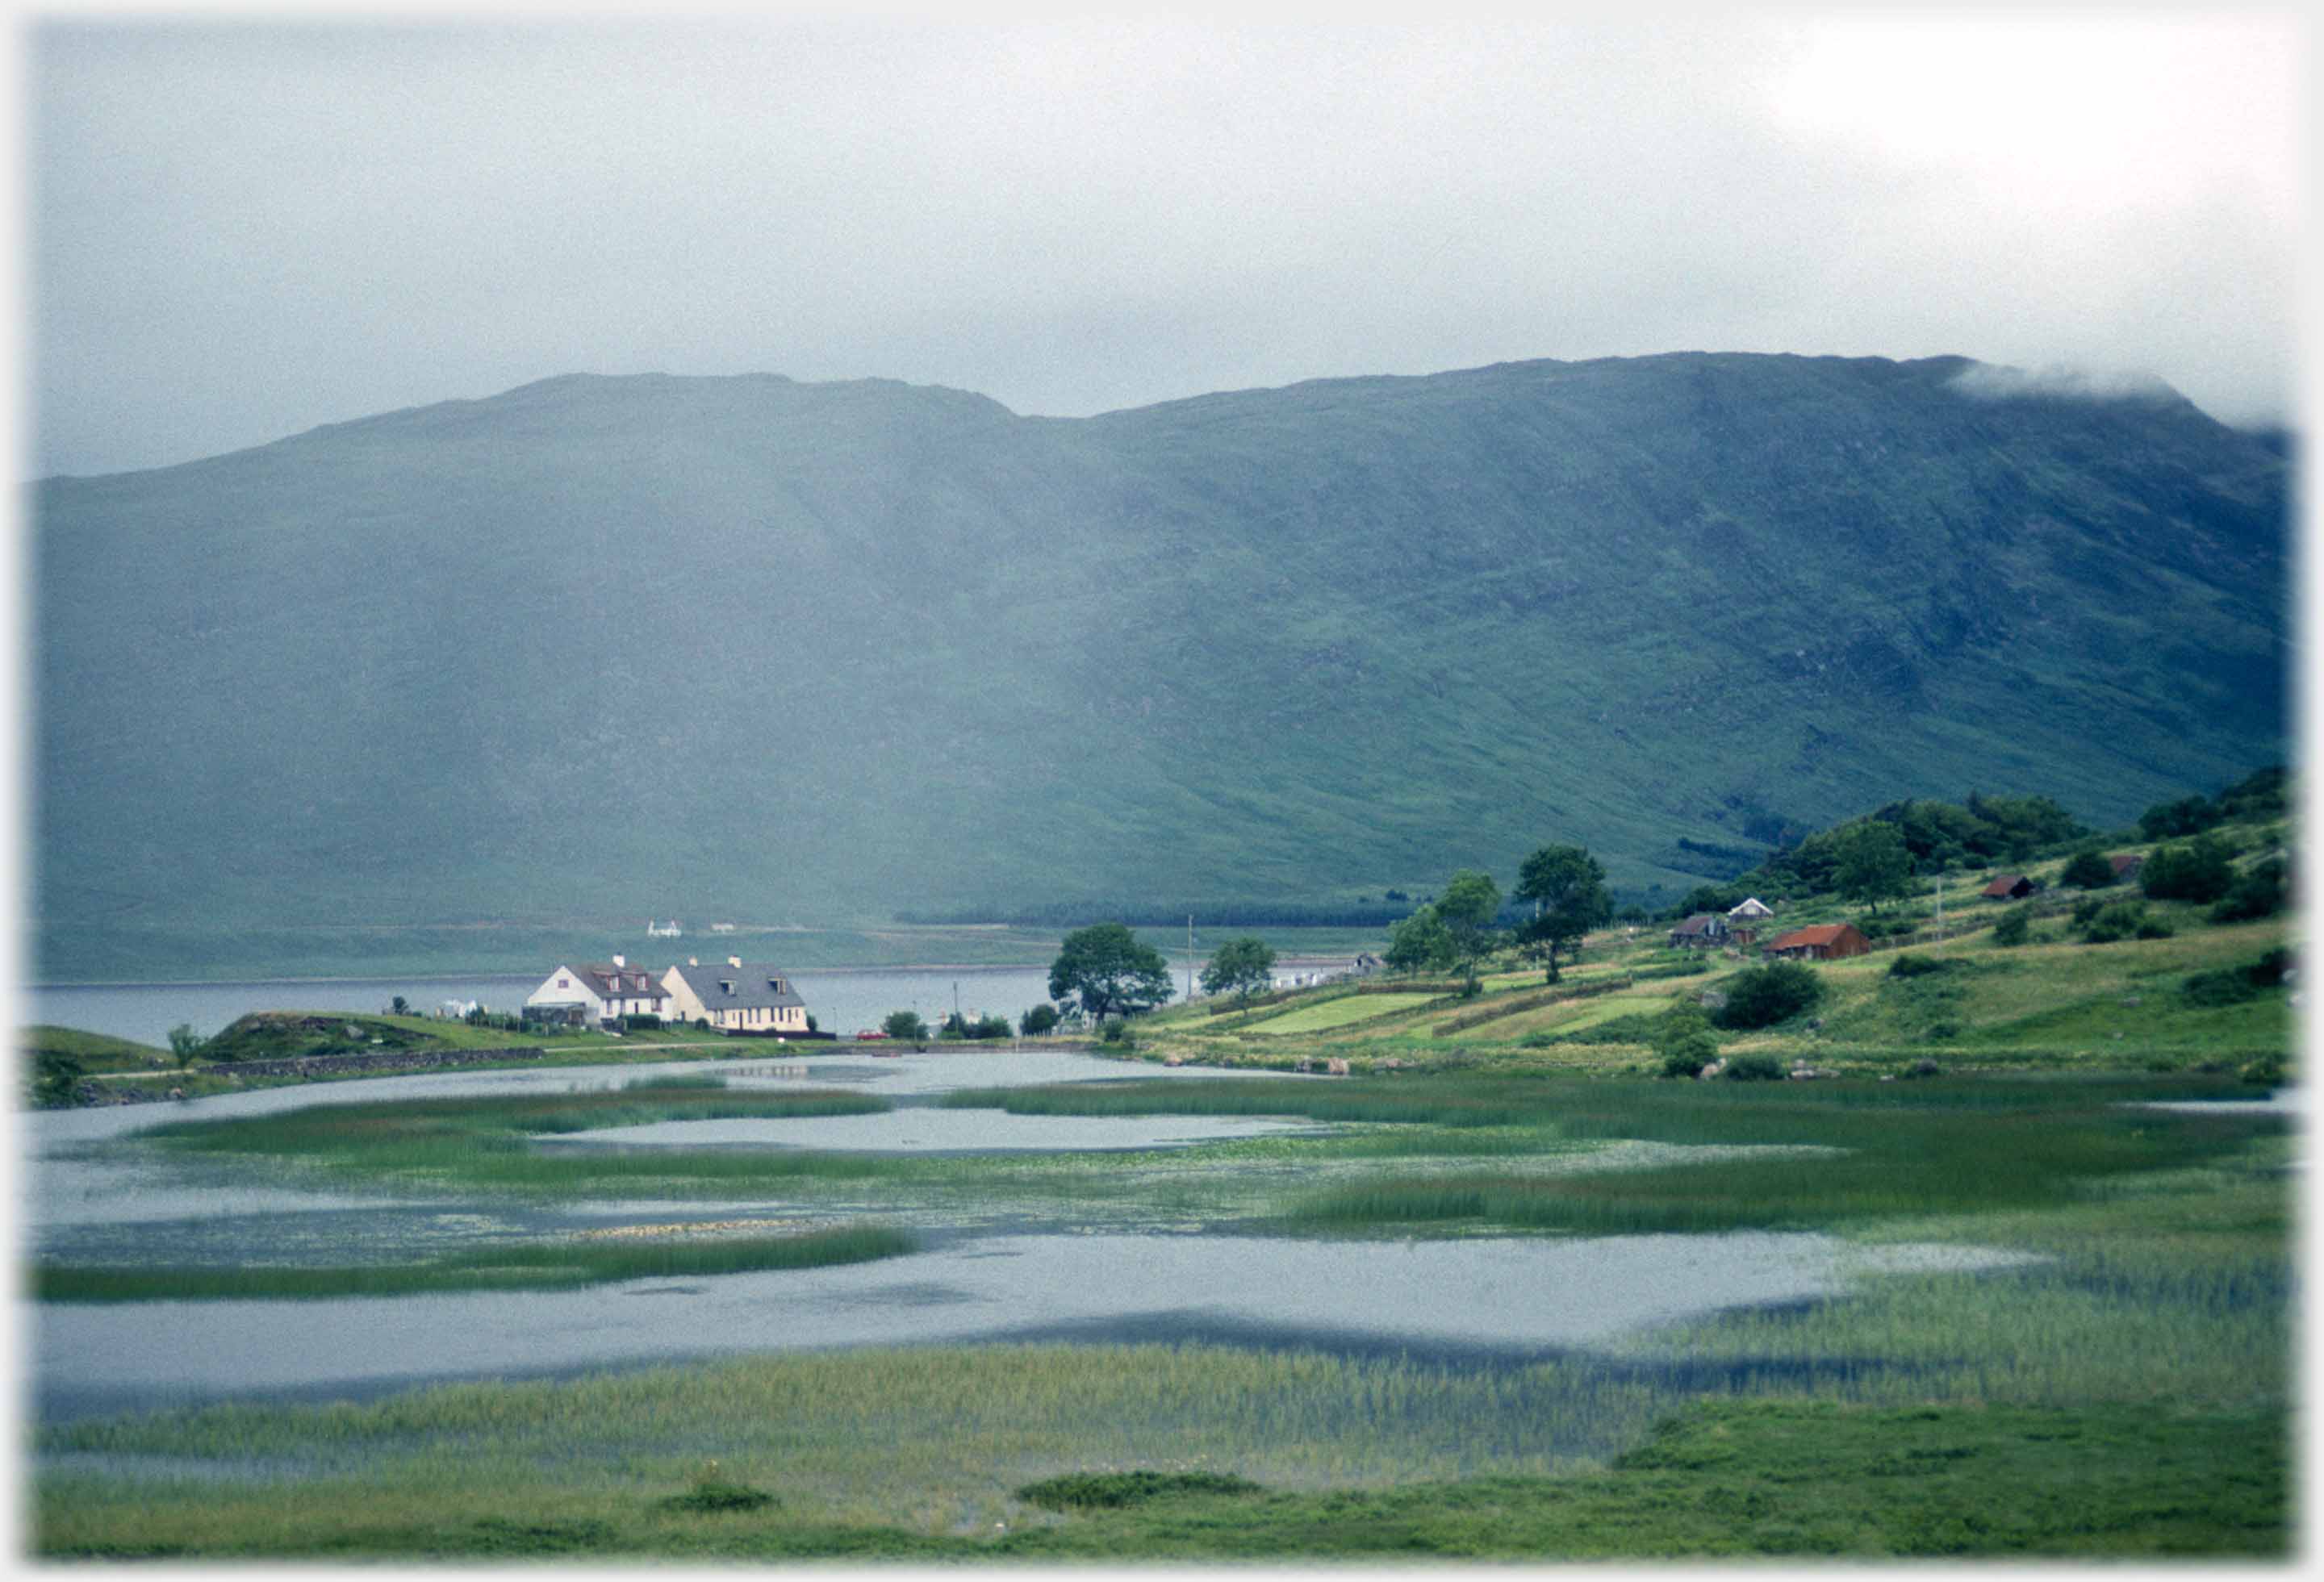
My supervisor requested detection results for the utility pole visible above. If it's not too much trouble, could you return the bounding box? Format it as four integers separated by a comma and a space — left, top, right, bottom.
1186, 914, 1196, 1001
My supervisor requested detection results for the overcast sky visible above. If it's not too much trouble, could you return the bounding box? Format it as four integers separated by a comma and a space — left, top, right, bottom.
23, 7, 2309, 478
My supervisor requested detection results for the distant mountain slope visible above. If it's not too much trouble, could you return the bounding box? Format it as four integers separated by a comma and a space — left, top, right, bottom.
31, 353, 2289, 977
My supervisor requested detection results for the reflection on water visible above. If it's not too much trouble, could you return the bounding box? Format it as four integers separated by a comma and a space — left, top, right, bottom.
30, 1231, 2038, 1423
24, 1044, 2045, 1429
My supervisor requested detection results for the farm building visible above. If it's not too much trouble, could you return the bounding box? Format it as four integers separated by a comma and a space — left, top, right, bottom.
1763, 923, 1872, 961
1668, 913, 1731, 949
1727, 897, 1775, 920
1981, 874, 2036, 901
2109, 854, 2146, 882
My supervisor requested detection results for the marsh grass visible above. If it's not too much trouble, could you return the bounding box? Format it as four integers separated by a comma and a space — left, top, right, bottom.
36, 1224, 916, 1302
941, 1077, 1560, 1129
142, 1084, 904, 1196
1286, 1079, 2283, 1233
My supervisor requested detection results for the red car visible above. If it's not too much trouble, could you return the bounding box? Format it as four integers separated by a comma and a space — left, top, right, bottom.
853, 1029, 890, 1041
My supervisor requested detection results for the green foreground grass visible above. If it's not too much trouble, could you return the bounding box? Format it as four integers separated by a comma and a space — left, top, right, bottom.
32, 1064, 2293, 1558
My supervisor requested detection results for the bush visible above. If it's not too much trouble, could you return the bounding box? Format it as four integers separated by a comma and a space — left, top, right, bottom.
1991, 906, 2034, 946
2241, 1058, 2285, 1087
622, 1014, 661, 1031
659, 1474, 778, 1514
1098, 1018, 1136, 1050
1905, 1058, 1942, 1079
1721, 1054, 1785, 1081
1886, 952, 1950, 979
2210, 857, 2287, 923
1019, 1003, 1062, 1037
695, 1017, 710, 1031
2250, 946, 2293, 986
2059, 849, 2118, 890
1017, 1470, 1264, 1511
2142, 837, 2236, 904
2180, 968, 2259, 1008
2079, 901, 2155, 944
1709, 962, 1825, 1030
882, 1009, 928, 1043
1657, 1025, 1720, 1078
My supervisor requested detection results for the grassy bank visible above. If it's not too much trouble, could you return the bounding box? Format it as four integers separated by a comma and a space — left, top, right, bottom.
36, 1223, 914, 1303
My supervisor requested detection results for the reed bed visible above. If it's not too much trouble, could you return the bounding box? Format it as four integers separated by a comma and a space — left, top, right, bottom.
1287, 1083, 2284, 1233
36, 1224, 916, 1302
140, 1085, 904, 1197
941, 1077, 1562, 1129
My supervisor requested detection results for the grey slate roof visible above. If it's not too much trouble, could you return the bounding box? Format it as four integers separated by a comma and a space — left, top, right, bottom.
667, 962, 807, 1013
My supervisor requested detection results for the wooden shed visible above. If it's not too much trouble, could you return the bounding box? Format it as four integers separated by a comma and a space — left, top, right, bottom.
1981, 874, 2035, 901
1763, 923, 1872, 961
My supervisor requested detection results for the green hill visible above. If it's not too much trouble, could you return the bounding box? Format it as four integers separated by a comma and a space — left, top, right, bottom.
31, 353, 2288, 979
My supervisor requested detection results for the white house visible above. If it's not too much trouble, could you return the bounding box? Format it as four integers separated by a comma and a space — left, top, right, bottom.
1728, 897, 1776, 920
525, 956, 674, 1025
662, 957, 812, 1035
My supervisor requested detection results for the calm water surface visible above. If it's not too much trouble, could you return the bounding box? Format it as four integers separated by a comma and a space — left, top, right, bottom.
27, 966, 1068, 1049
25, 1046, 2036, 1425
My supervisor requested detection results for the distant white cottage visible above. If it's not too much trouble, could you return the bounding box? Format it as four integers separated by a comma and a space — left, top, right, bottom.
1728, 897, 1775, 920
646, 919, 683, 938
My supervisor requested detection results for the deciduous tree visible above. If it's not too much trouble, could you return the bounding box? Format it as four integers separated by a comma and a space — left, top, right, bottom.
1833, 823, 1912, 912
1199, 937, 1277, 1004
1512, 845, 1611, 983
1436, 869, 1503, 989
1048, 922, 1175, 1021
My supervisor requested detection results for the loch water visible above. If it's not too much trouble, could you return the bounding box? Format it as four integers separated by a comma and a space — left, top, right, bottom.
23, 1046, 2042, 1426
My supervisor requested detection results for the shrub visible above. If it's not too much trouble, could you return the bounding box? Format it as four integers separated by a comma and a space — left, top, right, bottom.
882, 1009, 928, 1042
659, 1473, 778, 1514
1099, 1018, 1136, 1050
2142, 837, 2236, 904
1657, 1025, 1720, 1078
1017, 1471, 1264, 1511
972, 1013, 1014, 1040
32, 1048, 83, 1108
695, 1017, 710, 1031
1886, 952, 1950, 979
2210, 857, 2287, 923
1019, 1003, 1062, 1036
2180, 969, 2257, 1008
622, 1014, 661, 1031
2079, 901, 2154, 944
1709, 962, 1825, 1030
2059, 849, 2118, 890
2250, 946, 2293, 986
1991, 906, 2033, 946
1905, 1058, 1943, 1079
1721, 1054, 1785, 1081
2241, 1058, 2285, 1087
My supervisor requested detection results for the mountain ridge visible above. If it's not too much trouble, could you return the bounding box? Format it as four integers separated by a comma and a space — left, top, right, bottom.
31, 350, 2289, 978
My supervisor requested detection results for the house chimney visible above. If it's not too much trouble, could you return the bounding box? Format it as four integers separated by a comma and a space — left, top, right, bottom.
688, 956, 698, 966
729, 955, 742, 969
612, 954, 626, 968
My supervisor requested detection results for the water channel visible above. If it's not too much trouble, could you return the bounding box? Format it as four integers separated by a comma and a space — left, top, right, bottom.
24, 1047, 2038, 1426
